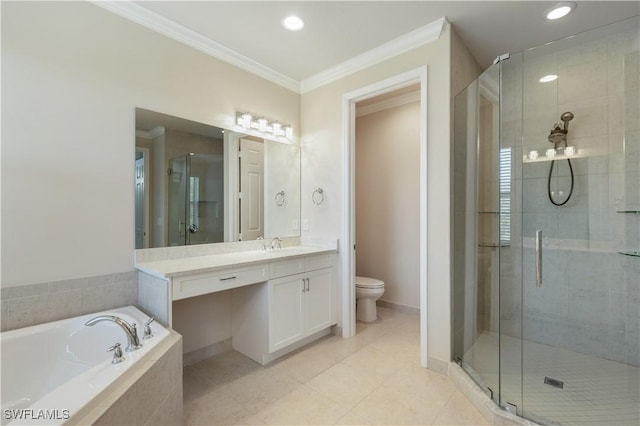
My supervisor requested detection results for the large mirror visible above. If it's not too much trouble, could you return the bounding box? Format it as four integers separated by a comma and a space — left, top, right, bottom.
134, 108, 300, 249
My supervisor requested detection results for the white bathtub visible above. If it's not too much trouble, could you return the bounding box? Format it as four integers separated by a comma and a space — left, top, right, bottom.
1, 306, 170, 425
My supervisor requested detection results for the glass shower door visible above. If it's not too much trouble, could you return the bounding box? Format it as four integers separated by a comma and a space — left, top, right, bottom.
168, 155, 188, 246
514, 18, 640, 425
168, 153, 225, 246
452, 61, 502, 405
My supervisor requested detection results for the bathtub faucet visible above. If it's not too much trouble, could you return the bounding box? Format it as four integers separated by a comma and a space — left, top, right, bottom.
85, 315, 142, 352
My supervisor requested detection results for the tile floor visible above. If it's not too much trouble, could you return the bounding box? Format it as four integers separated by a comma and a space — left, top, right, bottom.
183, 308, 488, 425
463, 332, 640, 426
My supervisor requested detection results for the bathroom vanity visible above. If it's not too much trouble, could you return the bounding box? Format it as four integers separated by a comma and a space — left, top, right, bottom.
134, 243, 337, 364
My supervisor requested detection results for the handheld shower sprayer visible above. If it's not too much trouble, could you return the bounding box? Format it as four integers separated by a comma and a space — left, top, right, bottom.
547, 111, 575, 206
548, 111, 574, 147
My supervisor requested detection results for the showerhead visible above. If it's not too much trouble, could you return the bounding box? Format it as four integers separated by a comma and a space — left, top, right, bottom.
560, 112, 574, 126
548, 112, 575, 146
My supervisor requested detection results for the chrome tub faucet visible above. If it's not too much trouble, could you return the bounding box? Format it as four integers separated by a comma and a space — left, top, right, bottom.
85, 315, 142, 352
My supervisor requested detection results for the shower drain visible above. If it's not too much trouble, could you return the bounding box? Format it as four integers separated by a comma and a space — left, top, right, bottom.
544, 376, 565, 389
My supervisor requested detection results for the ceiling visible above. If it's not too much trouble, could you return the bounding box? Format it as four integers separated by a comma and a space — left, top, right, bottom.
114, 1, 639, 92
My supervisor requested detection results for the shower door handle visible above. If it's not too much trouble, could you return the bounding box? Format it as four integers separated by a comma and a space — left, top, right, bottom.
535, 230, 542, 287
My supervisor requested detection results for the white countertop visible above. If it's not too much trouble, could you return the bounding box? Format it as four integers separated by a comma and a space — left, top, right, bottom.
135, 245, 336, 279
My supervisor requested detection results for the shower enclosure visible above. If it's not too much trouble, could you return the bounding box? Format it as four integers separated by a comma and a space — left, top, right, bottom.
453, 18, 639, 425
168, 153, 224, 246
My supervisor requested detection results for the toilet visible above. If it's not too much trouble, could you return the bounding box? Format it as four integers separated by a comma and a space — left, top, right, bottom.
355, 276, 385, 322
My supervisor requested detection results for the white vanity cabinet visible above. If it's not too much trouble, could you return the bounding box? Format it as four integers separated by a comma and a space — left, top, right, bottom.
269, 267, 334, 352
232, 252, 336, 364
135, 245, 337, 365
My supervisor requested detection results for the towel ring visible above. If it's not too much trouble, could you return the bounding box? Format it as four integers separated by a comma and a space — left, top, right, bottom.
312, 188, 324, 205
275, 191, 286, 206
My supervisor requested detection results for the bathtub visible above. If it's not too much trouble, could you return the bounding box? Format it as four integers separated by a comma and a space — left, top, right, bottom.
1, 306, 171, 425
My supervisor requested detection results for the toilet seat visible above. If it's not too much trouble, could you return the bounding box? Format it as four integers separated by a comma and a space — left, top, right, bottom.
355, 276, 384, 289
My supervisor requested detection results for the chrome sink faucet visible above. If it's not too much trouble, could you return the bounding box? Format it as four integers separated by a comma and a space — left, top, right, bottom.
85, 315, 142, 352
270, 237, 282, 250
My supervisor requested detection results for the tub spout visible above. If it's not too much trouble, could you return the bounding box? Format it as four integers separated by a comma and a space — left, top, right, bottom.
85, 315, 142, 352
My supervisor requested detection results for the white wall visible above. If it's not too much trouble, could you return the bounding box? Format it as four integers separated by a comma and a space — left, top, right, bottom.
355, 102, 420, 309
1, 1, 300, 287
301, 25, 453, 365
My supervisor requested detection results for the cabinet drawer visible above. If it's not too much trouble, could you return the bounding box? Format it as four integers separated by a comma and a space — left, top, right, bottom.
172, 265, 268, 300
269, 258, 305, 279
304, 253, 334, 271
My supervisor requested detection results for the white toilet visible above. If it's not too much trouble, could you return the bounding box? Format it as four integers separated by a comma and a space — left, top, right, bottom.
355, 276, 385, 322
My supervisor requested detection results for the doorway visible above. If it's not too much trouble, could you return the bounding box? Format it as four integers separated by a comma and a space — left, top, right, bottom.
342, 67, 429, 366
354, 84, 421, 328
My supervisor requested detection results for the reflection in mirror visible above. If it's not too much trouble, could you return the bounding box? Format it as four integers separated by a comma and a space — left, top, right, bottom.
135, 108, 300, 249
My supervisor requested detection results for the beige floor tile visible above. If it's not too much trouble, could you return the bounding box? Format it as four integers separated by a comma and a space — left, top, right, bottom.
191, 350, 261, 388
223, 367, 303, 414
251, 384, 351, 425
306, 361, 382, 408
432, 390, 490, 425
268, 346, 336, 383
348, 383, 428, 425
349, 366, 457, 425
184, 387, 247, 426
335, 411, 373, 425
342, 346, 407, 381
182, 307, 486, 426
367, 331, 422, 366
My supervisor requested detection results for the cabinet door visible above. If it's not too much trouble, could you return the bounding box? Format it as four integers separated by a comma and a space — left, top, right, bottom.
304, 268, 334, 336
269, 275, 304, 352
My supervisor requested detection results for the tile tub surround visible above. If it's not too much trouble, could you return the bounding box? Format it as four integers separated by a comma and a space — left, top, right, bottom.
0, 271, 138, 332
80, 331, 183, 426
183, 308, 488, 425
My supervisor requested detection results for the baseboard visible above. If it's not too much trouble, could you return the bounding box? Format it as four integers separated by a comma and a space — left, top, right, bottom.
183, 338, 232, 367
426, 356, 450, 374
377, 299, 419, 315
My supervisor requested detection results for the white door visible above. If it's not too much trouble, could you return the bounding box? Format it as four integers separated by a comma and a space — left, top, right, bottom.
135, 155, 149, 249
239, 138, 264, 241
269, 275, 304, 352
304, 269, 334, 336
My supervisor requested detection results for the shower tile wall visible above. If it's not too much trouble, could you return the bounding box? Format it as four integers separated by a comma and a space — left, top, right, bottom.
501, 22, 640, 366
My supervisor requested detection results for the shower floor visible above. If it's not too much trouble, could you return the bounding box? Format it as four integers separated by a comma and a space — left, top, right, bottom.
463, 332, 640, 426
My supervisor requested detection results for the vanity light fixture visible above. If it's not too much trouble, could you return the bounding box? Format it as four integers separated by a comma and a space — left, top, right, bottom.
545, 148, 556, 158
283, 15, 304, 31
565, 146, 576, 156
236, 112, 294, 140
528, 150, 539, 160
546, 2, 576, 20
539, 74, 558, 83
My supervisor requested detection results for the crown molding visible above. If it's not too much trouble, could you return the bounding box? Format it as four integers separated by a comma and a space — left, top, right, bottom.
135, 130, 152, 139
92, 1, 300, 93
356, 90, 420, 118
94, 2, 446, 95
300, 17, 448, 94
136, 126, 165, 139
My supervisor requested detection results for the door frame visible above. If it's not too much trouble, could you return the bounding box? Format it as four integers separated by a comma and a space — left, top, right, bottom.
135, 147, 151, 249
341, 66, 429, 367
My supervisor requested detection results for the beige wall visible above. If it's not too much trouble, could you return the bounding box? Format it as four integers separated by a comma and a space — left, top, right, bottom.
301, 25, 453, 364
450, 26, 482, 97
355, 102, 420, 309
1, 1, 299, 287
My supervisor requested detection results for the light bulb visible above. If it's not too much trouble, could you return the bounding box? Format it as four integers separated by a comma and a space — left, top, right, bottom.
284, 126, 293, 140
546, 148, 556, 158
539, 74, 558, 83
528, 150, 539, 160
258, 117, 267, 132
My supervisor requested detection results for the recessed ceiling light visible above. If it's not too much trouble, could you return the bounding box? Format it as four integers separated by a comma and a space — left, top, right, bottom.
539, 74, 558, 83
546, 2, 576, 20
283, 15, 304, 31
